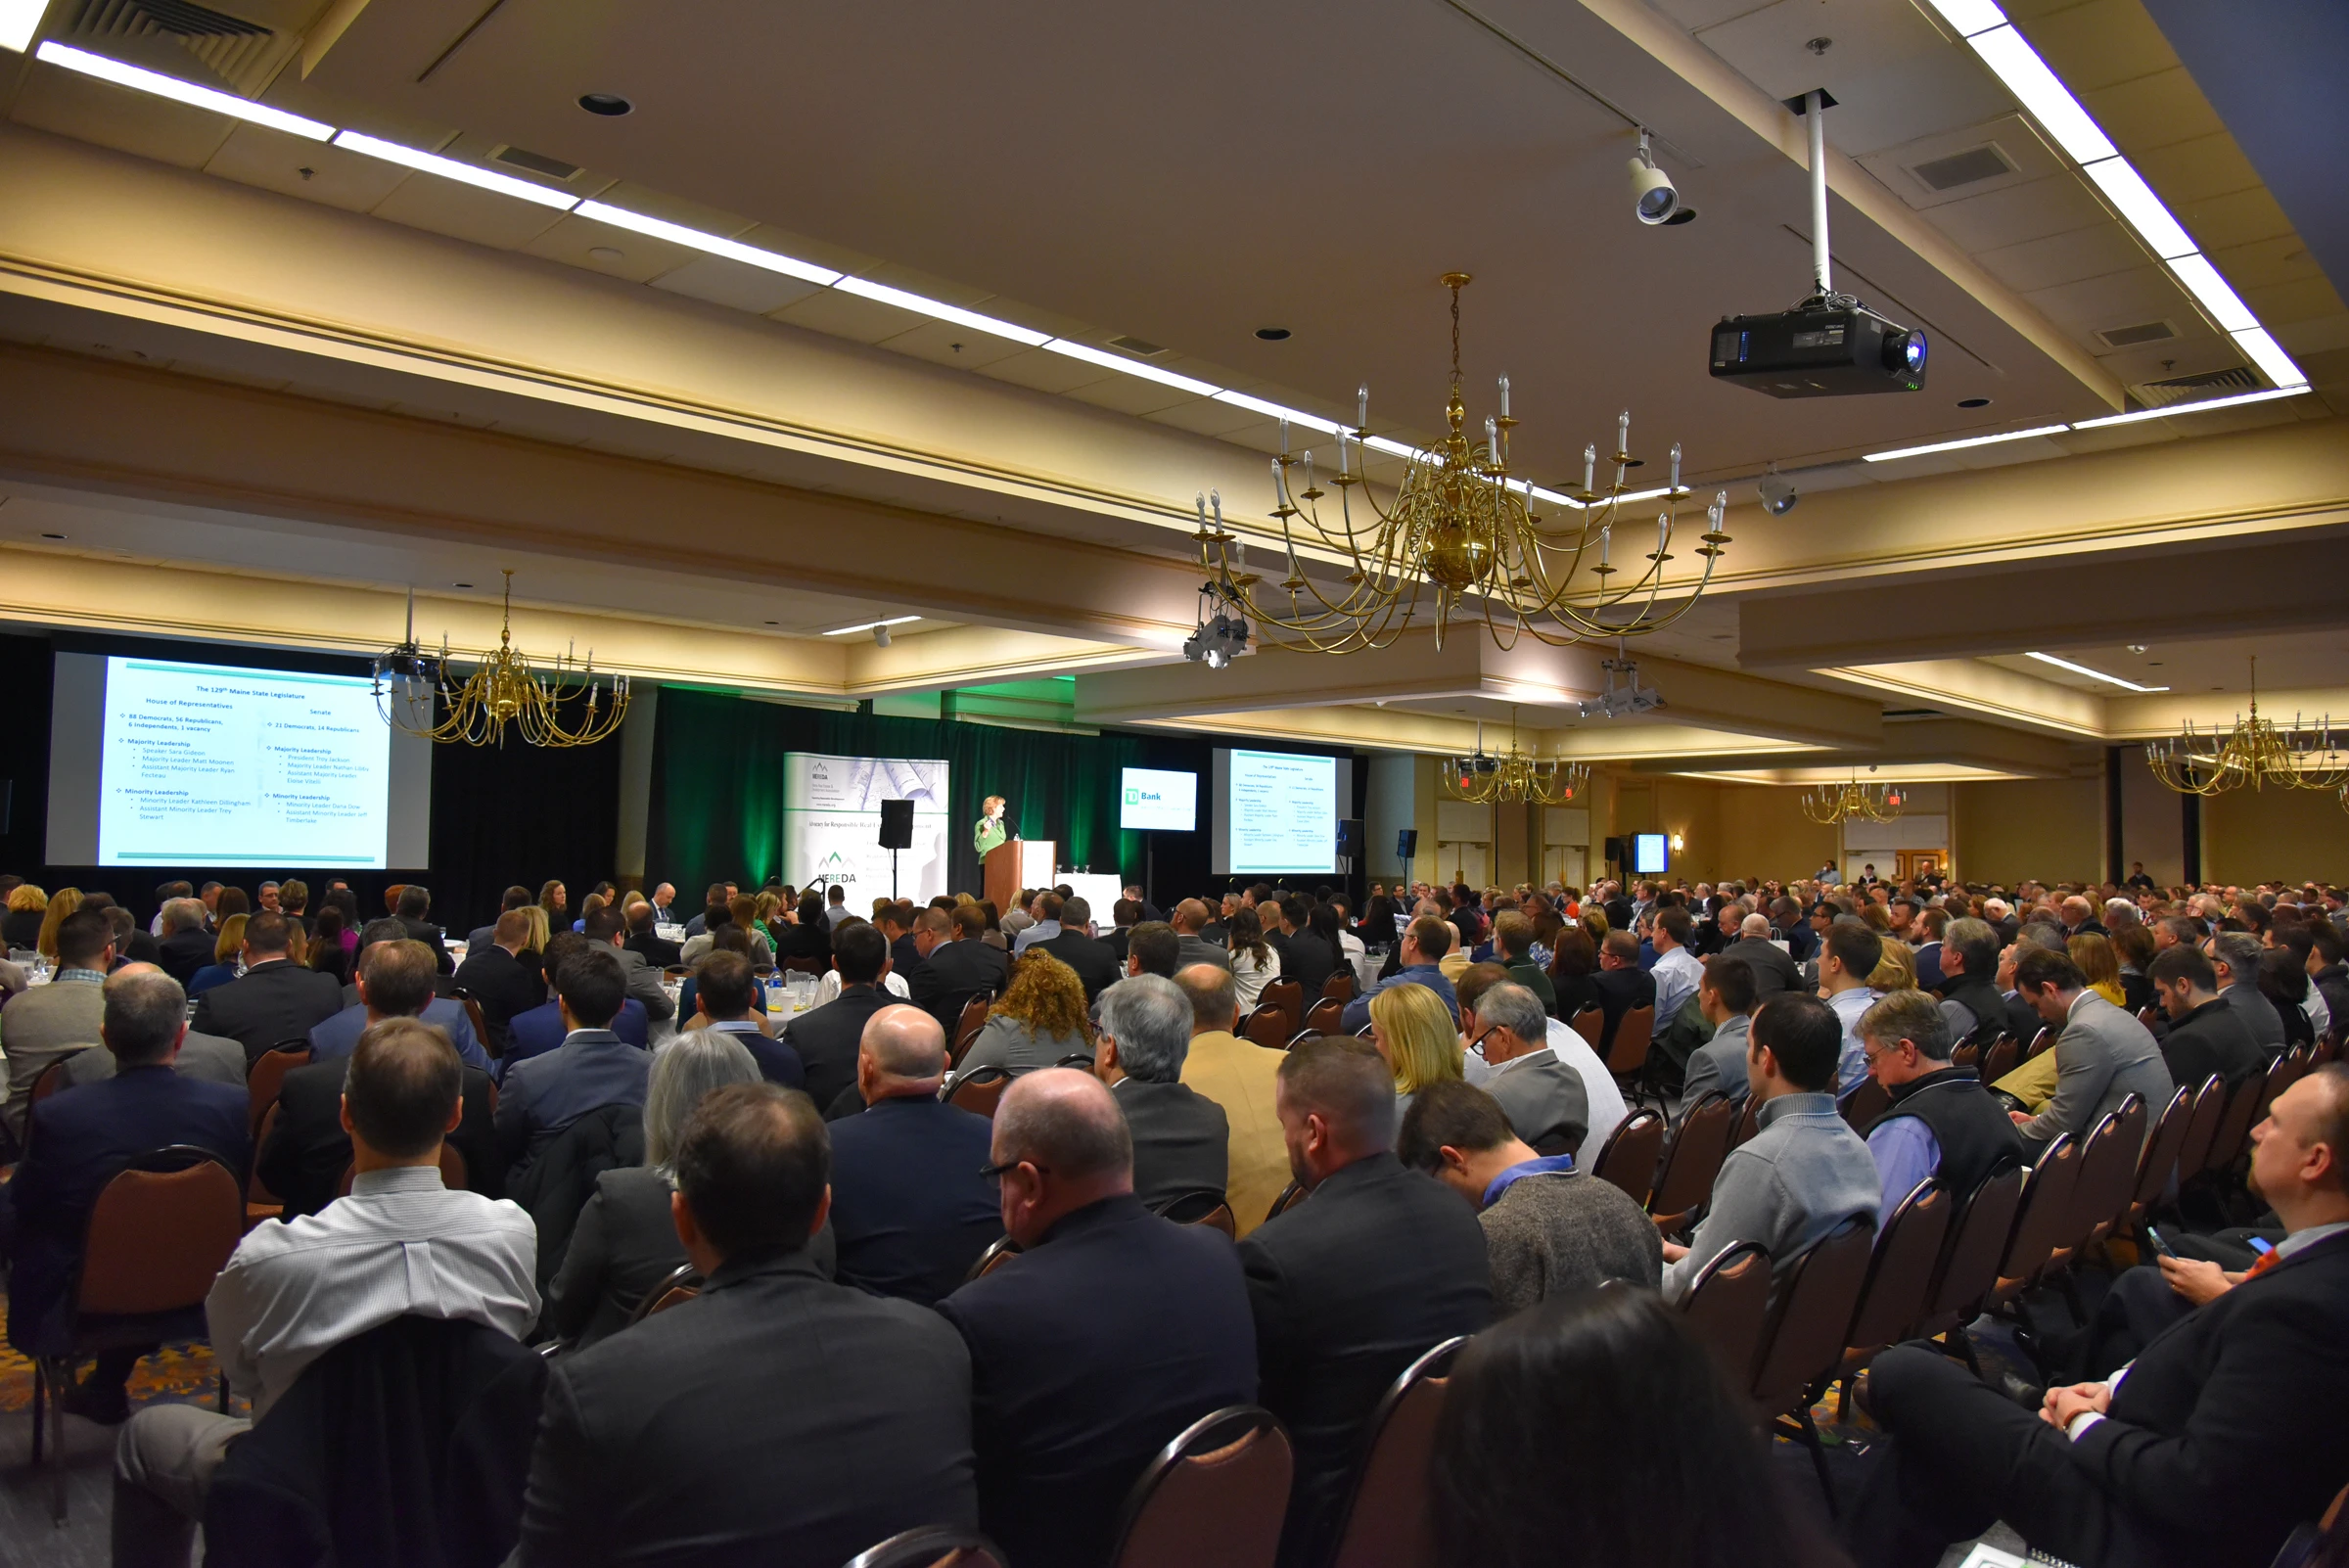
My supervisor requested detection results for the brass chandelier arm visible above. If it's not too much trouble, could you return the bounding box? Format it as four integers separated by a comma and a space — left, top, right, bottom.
374, 570, 629, 748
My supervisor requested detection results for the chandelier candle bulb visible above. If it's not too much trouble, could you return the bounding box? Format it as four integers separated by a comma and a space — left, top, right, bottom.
1618, 410, 1631, 453
1337, 431, 1349, 476
1669, 443, 1681, 491
1584, 444, 1597, 492
1498, 376, 1509, 418
1278, 417, 1289, 455
1212, 490, 1222, 527
1599, 526, 1611, 568
1270, 458, 1284, 509
1359, 385, 1368, 430
1485, 416, 1499, 461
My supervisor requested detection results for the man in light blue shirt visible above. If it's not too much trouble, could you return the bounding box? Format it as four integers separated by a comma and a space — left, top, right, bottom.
1011, 892, 1063, 955
1819, 920, 1884, 1095
1649, 908, 1704, 1030
1857, 990, 2023, 1229
1339, 915, 1459, 1033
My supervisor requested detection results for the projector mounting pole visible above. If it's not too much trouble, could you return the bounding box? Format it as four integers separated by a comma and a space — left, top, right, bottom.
1806, 88, 1830, 300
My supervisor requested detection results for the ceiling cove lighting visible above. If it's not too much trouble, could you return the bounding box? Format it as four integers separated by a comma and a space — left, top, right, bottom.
2068, 385, 2311, 431
332, 130, 581, 208
1863, 424, 2068, 462
2024, 651, 2168, 693
1917, 0, 2305, 389
573, 201, 842, 286
35, 42, 332, 138
822, 616, 921, 636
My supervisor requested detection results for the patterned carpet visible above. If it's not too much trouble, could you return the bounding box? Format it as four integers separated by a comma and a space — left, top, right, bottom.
0, 1297, 222, 1415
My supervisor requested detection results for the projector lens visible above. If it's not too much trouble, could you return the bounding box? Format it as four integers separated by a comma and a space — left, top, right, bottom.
1885, 330, 1927, 374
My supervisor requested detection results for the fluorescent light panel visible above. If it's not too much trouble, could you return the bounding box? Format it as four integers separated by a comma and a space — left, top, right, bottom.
573, 201, 841, 286
1210, 390, 1345, 434
823, 616, 921, 635
36, 42, 332, 139
1921, 0, 2008, 37
2069, 386, 2309, 431
2025, 651, 2167, 693
2229, 327, 2308, 390
833, 277, 1049, 346
1960, 26, 2116, 163
1, 0, 49, 51
2080, 158, 2197, 259
2161, 253, 2258, 334
1864, 424, 2068, 462
1037, 340, 1221, 396
332, 129, 579, 208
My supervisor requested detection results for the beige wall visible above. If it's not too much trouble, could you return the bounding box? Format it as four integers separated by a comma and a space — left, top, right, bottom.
1953, 778, 2102, 885
2118, 753, 2188, 887
2202, 787, 2349, 886
1709, 785, 1843, 884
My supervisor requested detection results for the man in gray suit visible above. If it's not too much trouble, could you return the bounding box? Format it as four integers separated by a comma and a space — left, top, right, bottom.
2009, 946, 2175, 1154
1720, 913, 1804, 997
1170, 900, 1231, 973
1093, 974, 1227, 1210
2210, 931, 2286, 1057
587, 902, 676, 1024
1681, 955, 1761, 1109
1461, 981, 1588, 1158
61, 964, 247, 1090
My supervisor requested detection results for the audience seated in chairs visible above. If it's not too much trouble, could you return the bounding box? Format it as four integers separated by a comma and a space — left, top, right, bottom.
1399, 1080, 1660, 1314
1855, 987, 2025, 1228
783, 921, 899, 1111
1681, 955, 1760, 1109
1091, 972, 1229, 1211
452, 907, 551, 1058
1172, 962, 1290, 1237
676, 948, 806, 1089
1588, 929, 1658, 1061
57, 967, 245, 1093
114, 1017, 537, 1566
310, 920, 489, 1070
910, 904, 1010, 1033
2007, 945, 2175, 1154
825, 1005, 1001, 1305
1661, 993, 1879, 1302
936, 1069, 1256, 1568
1456, 980, 1589, 1157
187, 910, 346, 1068
952, 949, 1092, 1084
503, 933, 651, 1069
1338, 914, 1457, 1034
2, 905, 115, 1135
1, 966, 250, 1427
544, 1030, 767, 1350
1850, 1063, 2349, 1568
513, 1082, 979, 1566
494, 945, 651, 1183
1238, 1036, 1492, 1567
2151, 942, 2266, 1090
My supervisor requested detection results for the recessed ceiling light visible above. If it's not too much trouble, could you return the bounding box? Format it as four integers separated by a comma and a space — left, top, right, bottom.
2127, 644, 2147, 654
587, 246, 623, 263
763, 620, 779, 625
1254, 327, 1291, 341
1958, 396, 1991, 408
578, 93, 632, 116
2024, 650, 2168, 693
452, 581, 472, 588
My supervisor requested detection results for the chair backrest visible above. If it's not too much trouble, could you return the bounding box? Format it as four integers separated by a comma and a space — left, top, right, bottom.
77, 1147, 246, 1316
1995, 1133, 2082, 1292
1843, 1180, 1952, 1356
1747, 1215, 1874, 1417
2024, 1026, 2053, 1060
2127, 1085, 2196, 1222
966, 1234, 1022, 1282
1677, 1240, 1772, 1386
1324, 1337, 1464, 1568
1054, 1053, 1097, 1071
1151, 1189, 1237, 1236
1605, 1005, 1655, 1075
1981, 1036, 2020, 1083
1646, 1093, 1737, 1225
626, 1262, 702, 1325
1260, 980, 1305, 1026
2254, 1047, 2299, 1125
844, 1526, 1007, 1568
1589, 1108, 1665, 1206
1569, 1005, 1604, 1047
2171, 1074, 2229, 1177
2204, 1070, 2268, 1175
1911, 1164, 2024, 1340
247, 1042, 312, 1132
1321, 972, 1356, 1003
1303, 998, 1346, 1037
250, 1100, 286, 1209
951, 994, 991, 1063
1839, 1077, 1891, 1131
945, 1066, 1012, 1119
29, 1049, 82, 1107
1109, 1405, 1292, 1568
2065, 1095, 2145, 1253
1728, 1093, 1760, 1150
1245, 1008, 1291, 1049
1264, 1180, 1309, 1224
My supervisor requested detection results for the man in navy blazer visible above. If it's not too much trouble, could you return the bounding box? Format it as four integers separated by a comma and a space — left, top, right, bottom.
495, 945, 650, 1181
827, 1005, 999, 1305
937, 1069, 1256, 1568
0, 967, 249, 1422
309, 939, 488, 1070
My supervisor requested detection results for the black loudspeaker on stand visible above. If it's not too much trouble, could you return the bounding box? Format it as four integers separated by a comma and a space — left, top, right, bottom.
878, 799, 915, 899
1397, 827, 1417, 890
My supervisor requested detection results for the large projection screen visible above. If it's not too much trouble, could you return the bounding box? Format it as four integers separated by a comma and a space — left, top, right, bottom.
1211, 748, 1353, 876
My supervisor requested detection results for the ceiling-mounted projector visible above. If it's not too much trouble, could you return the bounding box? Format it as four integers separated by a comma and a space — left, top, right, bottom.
1710, 89, 1926, 399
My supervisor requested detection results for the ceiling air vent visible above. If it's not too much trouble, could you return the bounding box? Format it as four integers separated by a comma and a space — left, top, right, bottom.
1907, 143, 2015, 193
65, 0, 294, 95
1882, 708, 1944, 722
1106, 335, 1166, 357
490, 145, 582, 182
2138, 366, 2261, 406
2096, 319, 2177, 349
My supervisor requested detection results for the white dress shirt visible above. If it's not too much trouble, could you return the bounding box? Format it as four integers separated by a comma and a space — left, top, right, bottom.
1651, 944, 1704, 1028
813, 968, 912, 1006
206, 1165, 538, 1419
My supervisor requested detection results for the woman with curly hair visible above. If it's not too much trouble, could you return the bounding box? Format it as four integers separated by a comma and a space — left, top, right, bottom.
3, 882, 47, 952
953, 949, 1091, 1081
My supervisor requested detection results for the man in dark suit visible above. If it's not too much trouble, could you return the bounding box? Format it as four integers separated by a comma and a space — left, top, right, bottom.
0, 968, 250, 1422
190, 911, 348, 1064
686, 950, 806, 1090
312, 936, 489, 1071
1094, 974, 1228, 1209
1030, 896, 1122, 1005
1238, 1038, 1493, 1566
466, 884, 536, 952
155, 898, 216, 986
585, 902, 675, 1027
784, 922, 897, 1109
1720, 912, 1805, 997
495, 945, 650, 1182
1851, 1064, 2349, 1568
1102, 898, 1144, 965
879, 901, 924, 982
938, 1069, 1256, 1568
452, 908, 548, 1057
1589, 929, 1659, 1057
912, 906, 1011, 1035
622, 899, 682, 969
393, 884, 455, 974
513, 1082, 977, 1567
826, 1004, 999, 1304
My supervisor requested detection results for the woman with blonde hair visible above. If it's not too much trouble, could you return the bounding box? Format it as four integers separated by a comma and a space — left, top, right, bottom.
3, 882, 47, 952
1369, 981, 1464, 1117
2068, 932, 2126, 1009
1867, 939, 1917, 994
955, 950, 1091, 1081
36, 887, 83, 961
190, 913, 248, 996
521, 903, 551, 959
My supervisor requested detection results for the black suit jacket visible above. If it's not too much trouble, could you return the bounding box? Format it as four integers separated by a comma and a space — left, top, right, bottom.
623, 930, 682, 968
1112, 1077, 1229, 1210
1720, 936, 1804, 997
191, 958, 351, 1064
399, 915, 455, 974
255, 1056, 502, 1218
158, 927, 217, 985
2061, 1230, 2349, 1568
938, 1196, 1258, 1568
781, 986, 895, 1109
515, 1248, 978, 1568
452, 945, 547, 1055
1237, 1153, 1493, 1565
1278, 931, 1338, 999
1590, 965, 1658, 1052
1031, 930, 1122, 1004
826, 1095, 1002, 1306
911, 941, 1010, 1033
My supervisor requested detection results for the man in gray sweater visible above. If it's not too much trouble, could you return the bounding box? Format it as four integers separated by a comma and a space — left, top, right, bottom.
1662, 992, 1879, 1302
1400, 1079, 1659, 1315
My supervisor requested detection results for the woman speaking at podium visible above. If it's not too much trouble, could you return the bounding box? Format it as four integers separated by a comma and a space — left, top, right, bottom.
975, 795, 1011, 855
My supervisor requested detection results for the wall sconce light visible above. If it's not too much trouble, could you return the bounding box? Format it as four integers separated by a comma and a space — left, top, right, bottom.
1669, 833, 1685, 853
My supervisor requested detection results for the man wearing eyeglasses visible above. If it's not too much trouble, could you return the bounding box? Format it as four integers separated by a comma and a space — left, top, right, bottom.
1856, 989, 2023, 1229
1460, 980, 1588, 1159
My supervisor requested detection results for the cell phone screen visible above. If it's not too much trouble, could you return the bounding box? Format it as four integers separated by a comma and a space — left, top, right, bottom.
2145, 1225, 2177, 1259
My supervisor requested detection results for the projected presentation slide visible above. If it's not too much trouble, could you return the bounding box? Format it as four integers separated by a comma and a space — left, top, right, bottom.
96, 657, 394, 868
1634, 833, 1668, 875
1120, 767, 1197, 832
1227, 750, 1338, 874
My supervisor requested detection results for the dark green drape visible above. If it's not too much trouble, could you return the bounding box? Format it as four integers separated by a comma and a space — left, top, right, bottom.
647, 688, 1147, 900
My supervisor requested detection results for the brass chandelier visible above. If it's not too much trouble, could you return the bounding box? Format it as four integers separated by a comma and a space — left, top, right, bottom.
2146, 657, 2345, 796
373, 571, 629, 748
1801, 771, 1907, 826
1191, 273, 1728, 654
1444, 710, 1589, 806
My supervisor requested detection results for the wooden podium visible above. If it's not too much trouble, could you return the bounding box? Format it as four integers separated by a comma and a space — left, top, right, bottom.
983, 838, 1055, 913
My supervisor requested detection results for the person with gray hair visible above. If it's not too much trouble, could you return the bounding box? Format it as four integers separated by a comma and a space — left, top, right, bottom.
155, 896, 216, 985
1938, 915, 2030, 1048
1461, 980, 1589, 1158
544, 1029, 770, 1348
2210, 930, 2287, 1054
937, 1069, 1256, 1568
1857, 989, 2024, 1229
1095, 973, 1231, 1211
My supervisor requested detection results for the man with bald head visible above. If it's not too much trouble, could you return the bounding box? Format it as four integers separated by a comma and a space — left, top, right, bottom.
939, 1070, 1255, 1568
1721, 910, 1804, 997
1171, 898, 1231, 972
823, 1004, 1001, 1305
